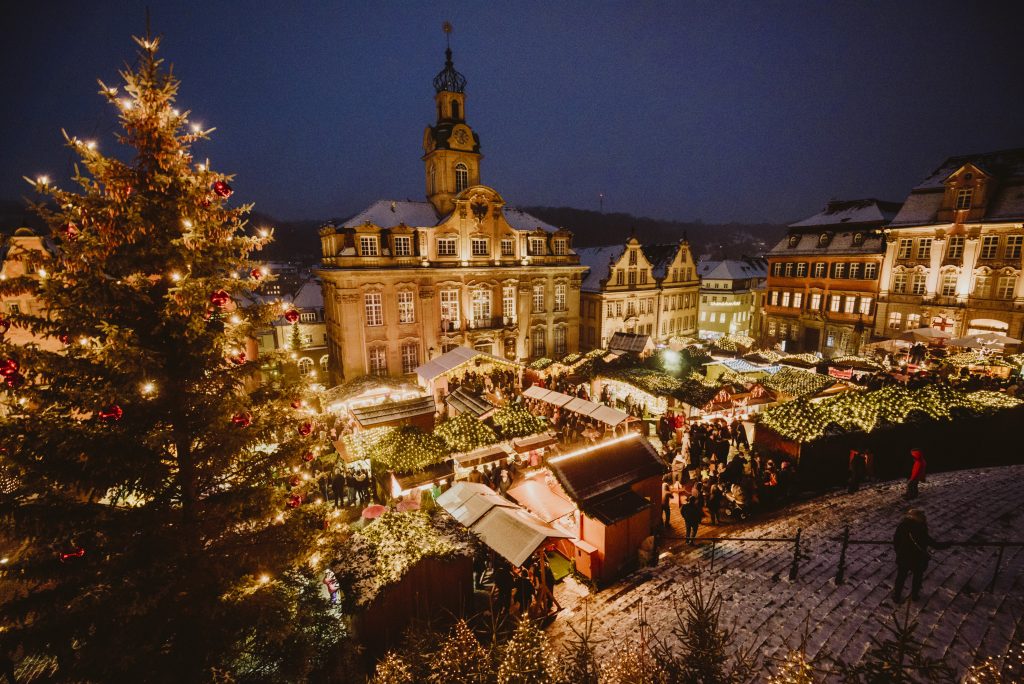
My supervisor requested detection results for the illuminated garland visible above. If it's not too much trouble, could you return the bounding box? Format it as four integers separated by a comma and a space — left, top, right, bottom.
779, 353, 822, 368
745, 349, 783, 364
336, 511, 474, 608
341, 426, 393, 462
710, 334, 755, 353
529, 357, 554, 371
492, 404, 548, 439
761, 367, 835, 398
830, 355, 883, 371
435, 413, 498, 453
944, 352, 1012, 368
758, 385, 1023, 442
366, 426, 450, 474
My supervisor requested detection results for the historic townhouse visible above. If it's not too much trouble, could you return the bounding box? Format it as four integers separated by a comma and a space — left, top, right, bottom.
696, 258, 767, 339
0, 228, 61, 352
875, 148, 1024, 340
316, 46, 585, 382
576, 237, 699, 350
763, 199, 899, 355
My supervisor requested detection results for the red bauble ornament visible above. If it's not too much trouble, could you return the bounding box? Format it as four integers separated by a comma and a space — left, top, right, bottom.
59, 547, 86, 563
210, 290, 231, 309
0, 358, 19, 377
60, 223, 79, 240
249, 267, 263, 280
290, 398, 302, 409
0, 318, 9, 335
231, 412, 253, 428
58, 333, 70, 345
302, 451, 315, 462
289, 475, 301, 488
230, 352, 247, 365
298, 422, 313, 436
5, 373, 24, 389
212, 181, 233, 198
98, 404, 123, 422
283, 309, 300, 324
287, 495, 302, 509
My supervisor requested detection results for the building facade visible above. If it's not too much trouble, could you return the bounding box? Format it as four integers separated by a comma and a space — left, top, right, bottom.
254, 277, 329, 382
316, 46, 586, 382
763, 199, 899, 355
696, 258, 767, 339
0, 228, 61, 352
875, 148, 1024, 340
576, 238, 699, 350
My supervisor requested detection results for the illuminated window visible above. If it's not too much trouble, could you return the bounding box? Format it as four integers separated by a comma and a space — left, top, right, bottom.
940, 272, 957, 297
916, 239, 932, 260
503, 286, 516, 321
437, 237, 457, 257
980, 235, 999, 260
907, 313, 921, 328
440, 289, 460, 327
859, 296, 872, 315
781, 292, 791, 308
972, 275, 990, 297
955, 187, 973, 210
888, 311, 902, 329
393, 236, 412, 256
471, 289, 491, 326
471, 238, 489, 256
554, 283, 567, 312
297, 357, 313, 376
997, 275, 1016, 300
946, 236, 964, 261
810, 293, 821, 310
843, 296, 856, 314
829, 295, 841, 312
359, 236, 379, 256
501, 238, 515, 256
401, 341, 419, 374
398, 291, 415, 324
364, 293, 383, 327
369, 347, 387, 376
793, 292, 803, 309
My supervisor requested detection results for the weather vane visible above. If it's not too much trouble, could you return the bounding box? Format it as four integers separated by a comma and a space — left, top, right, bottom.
443, 21, 452, 48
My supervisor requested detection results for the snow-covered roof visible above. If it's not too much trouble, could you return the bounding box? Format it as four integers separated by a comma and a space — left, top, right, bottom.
291, 278, 323, 308
697, 259, 767, 281
767, 231, 885, 256
502, 207, 560, 233
577, 245, 626, 292
414, 345, 517, 383
789, 199, 901, 229
706, 358, 764, 374
342, 199, 440, 229
890, 148, 1024, 227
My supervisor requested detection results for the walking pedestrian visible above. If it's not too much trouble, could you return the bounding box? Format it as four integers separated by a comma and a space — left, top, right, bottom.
680, 496, 702, 545
848, 448, 867, 494
707, 482, 723, 525
905, 448, 926, 499
661, 482, 673, 528
892, 509, 949, 602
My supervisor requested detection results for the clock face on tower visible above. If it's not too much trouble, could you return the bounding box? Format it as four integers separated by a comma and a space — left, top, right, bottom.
453, 128, 469, 146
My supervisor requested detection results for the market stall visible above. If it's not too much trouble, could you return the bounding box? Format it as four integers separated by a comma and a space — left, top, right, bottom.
444, 386, 499, 419
349, 395, 436, 432
414, 346, 523, 402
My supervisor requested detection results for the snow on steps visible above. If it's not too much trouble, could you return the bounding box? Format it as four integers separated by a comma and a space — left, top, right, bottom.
548, 465, 1024, 678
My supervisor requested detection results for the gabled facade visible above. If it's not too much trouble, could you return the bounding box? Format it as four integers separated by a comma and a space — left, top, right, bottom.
316, 46, 586, 382
874, 148, 1024, 340
576, 238, 699, 350
696, 258, 767, 338
0, 228, 62, 352
763, 199, 899, 355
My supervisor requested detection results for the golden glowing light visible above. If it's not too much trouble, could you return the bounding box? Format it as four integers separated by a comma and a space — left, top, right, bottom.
170, 271, 181, 282
140, 382, 156, 395
36, 175, 49, 185
258, 574, 270, 584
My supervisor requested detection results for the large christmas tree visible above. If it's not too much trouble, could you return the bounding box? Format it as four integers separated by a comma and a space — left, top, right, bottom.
0, 36, 342, 681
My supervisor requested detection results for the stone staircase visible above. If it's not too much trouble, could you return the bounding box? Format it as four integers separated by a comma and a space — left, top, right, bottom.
549, 465, 1024, 679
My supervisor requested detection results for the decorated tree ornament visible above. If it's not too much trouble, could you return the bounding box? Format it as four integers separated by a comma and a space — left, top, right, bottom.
249, 267, 263, 280
0, 318, 9, 335
212, 180, 233, 198
4, 373, 25, 389
60, 222, 79, 240
289, 475, 301, 488
290, 398, 302, 409
0, 358, 19, 377
231, 412, 252, 428
98, 404, 123, 422
58, 547, 86, 563
287, 494, 302, 509
298, 421, 313, 436
283, 309, 300, 324
209, 289, 232, 309
302, 451, 315, 462
230, 352, 247, 365
58, 333, 71, 346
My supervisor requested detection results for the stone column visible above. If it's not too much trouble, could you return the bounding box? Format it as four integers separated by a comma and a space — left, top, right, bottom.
924, 236, 944, 297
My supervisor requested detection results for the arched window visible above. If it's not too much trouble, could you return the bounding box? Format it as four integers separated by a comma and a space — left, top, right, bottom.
319, 355, 329, 374
454, 163, 469, 193
451, 100, 460, 120
297, 357, 314, 376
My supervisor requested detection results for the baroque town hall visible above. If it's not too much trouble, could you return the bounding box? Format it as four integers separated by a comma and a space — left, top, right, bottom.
316, 46, 586, 383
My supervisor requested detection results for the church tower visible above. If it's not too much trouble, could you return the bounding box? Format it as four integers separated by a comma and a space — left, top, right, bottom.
423, 38, 482, 215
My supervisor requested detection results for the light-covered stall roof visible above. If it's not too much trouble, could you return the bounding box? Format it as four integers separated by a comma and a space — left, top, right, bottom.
414, 346, 518, 384
472, 506, 572, 567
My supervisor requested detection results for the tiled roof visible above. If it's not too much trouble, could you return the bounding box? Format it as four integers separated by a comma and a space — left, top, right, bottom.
608, 332, 653, 354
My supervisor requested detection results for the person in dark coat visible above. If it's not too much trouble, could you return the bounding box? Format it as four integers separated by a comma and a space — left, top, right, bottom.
661, 486, 673, 528
848, 449, 867, 494
892, 509, 950, 602
905, 448, 926, 499
680, 496, 702, 545
707, 483, 723, 525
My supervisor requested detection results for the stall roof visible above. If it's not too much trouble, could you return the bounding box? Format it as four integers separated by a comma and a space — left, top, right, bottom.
414, 346, 518, 383
548, 434, 667, 506
453, 443, 512, 468
437, 481, 496, 511
564, 397, 600, 415
524, 386, 581, 408
391, 461, 454, 492
589, 404, 631, 426
444, 387, 498, 418
608, 332, 655, 355
472, 506, 573, 567
523, 385, 552, 401
587, 489, 652, 525
442, 488, 518, 527
508, 479, 576, 524
511, 432, 559, 453
350, 395, 436, 428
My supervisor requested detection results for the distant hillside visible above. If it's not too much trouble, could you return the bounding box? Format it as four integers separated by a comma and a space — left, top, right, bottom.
521, 206, 786, 259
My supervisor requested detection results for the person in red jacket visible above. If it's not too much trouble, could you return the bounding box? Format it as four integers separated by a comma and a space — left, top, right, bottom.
905, 448, 926, 499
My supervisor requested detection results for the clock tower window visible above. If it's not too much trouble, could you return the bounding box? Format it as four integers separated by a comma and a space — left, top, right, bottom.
455, 163, 469, 193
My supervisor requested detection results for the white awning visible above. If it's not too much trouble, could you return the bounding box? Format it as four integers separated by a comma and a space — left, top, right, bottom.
472, 506, 573, 567
589, 404, 631, 426
414, 346, 518, 384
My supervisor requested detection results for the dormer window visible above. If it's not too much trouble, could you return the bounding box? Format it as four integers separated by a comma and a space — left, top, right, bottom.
788, 235, 800, 248
553, 239, 567, 255
955, 187, 973, 210
359, 236, 379, 256
529, 237, 546, 255
393, 236, 412, 256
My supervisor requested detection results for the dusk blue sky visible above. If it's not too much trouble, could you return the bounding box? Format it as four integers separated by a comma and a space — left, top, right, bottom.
2, 1, 1022, 224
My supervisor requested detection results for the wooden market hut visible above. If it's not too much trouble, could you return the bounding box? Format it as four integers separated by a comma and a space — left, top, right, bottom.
608, 331, 656, 359
413, 346, 522, 402
545, 434, 667, 584
444, 386, 498, 419
349, 395, 437, 432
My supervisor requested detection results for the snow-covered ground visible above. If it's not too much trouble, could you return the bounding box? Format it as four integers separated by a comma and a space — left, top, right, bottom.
548, 466, 1024, 678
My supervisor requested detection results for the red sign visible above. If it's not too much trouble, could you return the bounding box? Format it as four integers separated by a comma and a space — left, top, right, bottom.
828, 366, 854, 380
